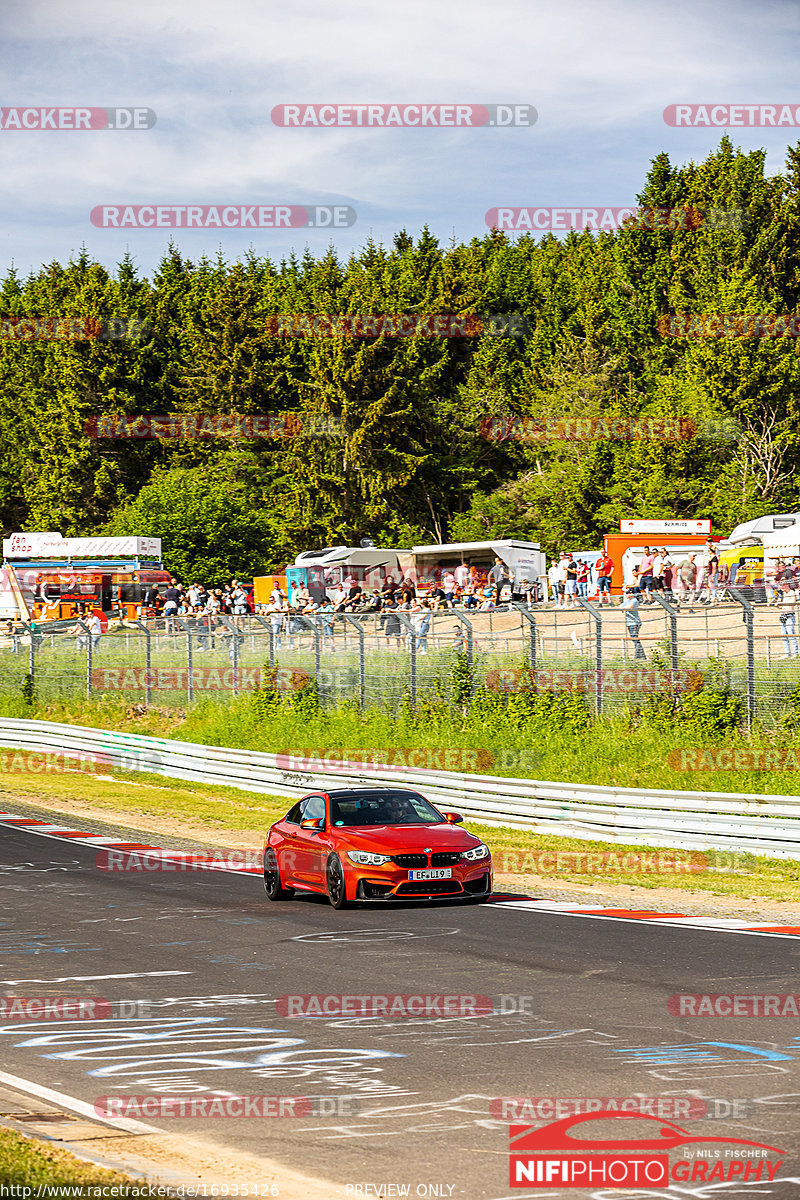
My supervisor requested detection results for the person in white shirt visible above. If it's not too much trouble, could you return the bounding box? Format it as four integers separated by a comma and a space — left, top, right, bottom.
454, 561, 469, 589
76, 610, 102, 651
778, 583, 800, 658
547, 560, 562, 605
651, 552, 665, 595
443, 571, 457, 607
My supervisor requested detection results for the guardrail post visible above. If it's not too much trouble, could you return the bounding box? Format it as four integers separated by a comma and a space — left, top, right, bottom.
511, 602, 536, 672
728, 586, 756, 730
650, 593, 679, 672
575, 595, 602, 715
341, 613, 366, 706
133, 619, 152, 706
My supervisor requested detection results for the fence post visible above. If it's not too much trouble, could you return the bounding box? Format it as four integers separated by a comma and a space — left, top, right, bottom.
341, 613, 366, 707
575, 595, 602, 715
447, 610, 473, 663
27, 622, 35, 693
169, 617, 195, 706
394, 613, 417, 708
215, 614, 244, 698
510, 602, 536, 672
650, 593, 679, 672
248, 614, 276, 673
133, 619, 152, 706
728, 587, 756, 730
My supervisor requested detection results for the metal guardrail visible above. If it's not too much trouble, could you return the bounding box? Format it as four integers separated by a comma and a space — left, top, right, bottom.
0, 718, 797, 860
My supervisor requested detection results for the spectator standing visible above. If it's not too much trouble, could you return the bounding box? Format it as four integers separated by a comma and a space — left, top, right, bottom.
576, 559, 589, 600
778, 581, 800, 658
443, 570, 457, 608
547, 558, 561, 605
267, 602, 284, 650
595, 550, 614, 605
565, 556, 578, 607
411, 600, 431, 654
639, 547, 654, 601
676, 554, 698, 608
651, 550, 665, 596
163, 582, 180, 632
455, 561, 470, 590
318, 598, 336, 650
661, 551, 675, 600
489, 557, 508, 605
383, 598, 402, 648
621, 587, 646, 660
704, 543, 720, 605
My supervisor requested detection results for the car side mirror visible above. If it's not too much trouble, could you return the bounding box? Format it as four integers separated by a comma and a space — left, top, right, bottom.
300, 817, 325, 831
442, 811, 463, 824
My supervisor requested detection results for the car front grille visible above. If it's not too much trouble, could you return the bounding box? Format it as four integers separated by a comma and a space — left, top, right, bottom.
390, 854, 428, 868
431, 851, 462, 867
390, 851, 463, 869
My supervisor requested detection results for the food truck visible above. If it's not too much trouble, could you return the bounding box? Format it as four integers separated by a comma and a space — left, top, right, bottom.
405, 540, 545, 600
718, 512, 800, 597
603, 519, 720, 597
1, 532, 170, 621
254, 546, 405, 607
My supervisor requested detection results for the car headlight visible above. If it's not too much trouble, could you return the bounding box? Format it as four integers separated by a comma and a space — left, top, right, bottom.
461, 842, 490, 861
347, 850, 391, 866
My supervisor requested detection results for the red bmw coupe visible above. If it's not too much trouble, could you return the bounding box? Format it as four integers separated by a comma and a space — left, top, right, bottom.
263, 787, 493, 908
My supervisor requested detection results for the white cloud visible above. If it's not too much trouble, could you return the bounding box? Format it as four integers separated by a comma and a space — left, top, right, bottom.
0, 0, 798, 272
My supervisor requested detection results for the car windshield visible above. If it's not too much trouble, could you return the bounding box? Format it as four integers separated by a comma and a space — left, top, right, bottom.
330, 792, 442, 827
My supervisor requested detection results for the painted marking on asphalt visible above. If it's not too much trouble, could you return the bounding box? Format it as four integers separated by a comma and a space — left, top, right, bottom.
0, 971, 192, 984
0, 1068, 158, 1134
494, 899, 800, 937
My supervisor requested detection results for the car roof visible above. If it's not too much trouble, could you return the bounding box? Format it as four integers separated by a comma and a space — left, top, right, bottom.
322, 788, 426, 801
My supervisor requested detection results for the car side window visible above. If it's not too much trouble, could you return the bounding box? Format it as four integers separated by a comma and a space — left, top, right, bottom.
284, 802, 305, 825
303, 795, 326, 824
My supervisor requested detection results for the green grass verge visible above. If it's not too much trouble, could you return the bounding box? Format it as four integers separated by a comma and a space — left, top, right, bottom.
0, 1127, 138, 1189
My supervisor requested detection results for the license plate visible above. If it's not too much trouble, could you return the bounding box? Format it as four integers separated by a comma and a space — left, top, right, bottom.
409, 868, 452, 880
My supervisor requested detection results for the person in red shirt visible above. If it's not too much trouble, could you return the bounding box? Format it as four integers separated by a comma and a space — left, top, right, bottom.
595, 552, 614, 604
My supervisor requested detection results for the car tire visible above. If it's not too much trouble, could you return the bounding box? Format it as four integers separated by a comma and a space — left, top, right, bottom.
326, 854, 350, 909
263, 847, 294, 901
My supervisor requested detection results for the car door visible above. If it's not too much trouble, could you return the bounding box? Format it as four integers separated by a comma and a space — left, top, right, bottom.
275, 800, 305, 883
291, 795, 328, 885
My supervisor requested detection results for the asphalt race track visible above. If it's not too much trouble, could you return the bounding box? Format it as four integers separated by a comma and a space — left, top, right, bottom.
1, 820, 799, 1198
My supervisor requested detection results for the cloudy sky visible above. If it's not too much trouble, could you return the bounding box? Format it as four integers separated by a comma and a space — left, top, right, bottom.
2, 0, 799, 276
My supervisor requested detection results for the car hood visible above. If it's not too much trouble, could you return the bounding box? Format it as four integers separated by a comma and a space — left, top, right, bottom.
337, 824, 483, 854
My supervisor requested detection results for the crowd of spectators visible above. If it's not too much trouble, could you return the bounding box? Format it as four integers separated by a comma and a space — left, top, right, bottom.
546, 543, 729, 609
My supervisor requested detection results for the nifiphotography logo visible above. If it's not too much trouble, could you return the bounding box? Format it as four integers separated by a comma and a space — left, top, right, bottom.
508, 1109, 786, 1188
